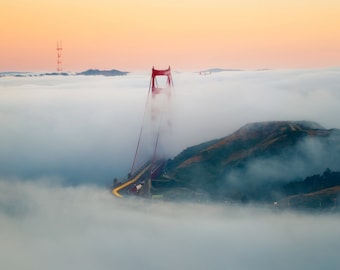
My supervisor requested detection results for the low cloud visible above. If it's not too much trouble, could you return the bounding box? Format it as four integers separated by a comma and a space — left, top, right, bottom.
1, 69, 340, 269
1, 179, 340, 270
1, 68, 340, 185
223, 133, 340, 190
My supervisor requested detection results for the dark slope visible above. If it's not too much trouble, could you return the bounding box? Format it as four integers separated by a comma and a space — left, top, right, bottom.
158, 121, 340, 205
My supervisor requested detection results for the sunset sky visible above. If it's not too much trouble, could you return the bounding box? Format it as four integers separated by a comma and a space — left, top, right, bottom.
1, 0, 340, 72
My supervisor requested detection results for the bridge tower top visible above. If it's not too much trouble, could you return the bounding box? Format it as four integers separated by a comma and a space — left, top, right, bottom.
151, 66, 174, 95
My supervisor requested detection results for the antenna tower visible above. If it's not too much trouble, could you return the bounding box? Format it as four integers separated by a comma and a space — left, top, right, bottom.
57, 41, 63, 73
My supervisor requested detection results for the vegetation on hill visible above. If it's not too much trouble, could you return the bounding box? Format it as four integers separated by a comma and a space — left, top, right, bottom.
153, 121, 340, 210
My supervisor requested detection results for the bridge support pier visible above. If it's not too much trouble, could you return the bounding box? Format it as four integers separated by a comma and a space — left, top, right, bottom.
141, 178, 151, 198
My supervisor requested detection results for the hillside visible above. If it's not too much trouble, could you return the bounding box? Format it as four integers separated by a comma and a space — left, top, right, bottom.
155, 121, 340, 208
279, 170, 340, 209
76, 69, 128, 76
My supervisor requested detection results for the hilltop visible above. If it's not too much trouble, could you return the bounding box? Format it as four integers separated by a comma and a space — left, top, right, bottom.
153, 121, 340, 209
76, 69, 128, 76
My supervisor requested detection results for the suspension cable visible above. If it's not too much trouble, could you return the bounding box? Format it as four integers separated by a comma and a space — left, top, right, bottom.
151, 105, 163, 175
130, 78, 152, 175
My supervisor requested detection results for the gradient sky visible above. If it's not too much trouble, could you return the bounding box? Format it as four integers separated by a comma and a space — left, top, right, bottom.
1, 0, 340, 72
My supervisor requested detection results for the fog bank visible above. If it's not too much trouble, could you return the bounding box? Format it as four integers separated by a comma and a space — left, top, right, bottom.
1, 180, 340, 270
1, 68, 340, 185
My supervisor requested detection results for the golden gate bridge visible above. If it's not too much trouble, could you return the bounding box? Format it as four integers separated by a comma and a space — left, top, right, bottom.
112, 67, 174, 198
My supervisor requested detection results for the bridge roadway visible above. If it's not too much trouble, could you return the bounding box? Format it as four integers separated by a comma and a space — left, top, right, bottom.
112, 163, 152, 198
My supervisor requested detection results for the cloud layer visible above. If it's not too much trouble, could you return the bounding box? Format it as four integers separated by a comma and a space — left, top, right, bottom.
1, 68, 340, 185
1, 70, 340, 269
1, 179, 340, 270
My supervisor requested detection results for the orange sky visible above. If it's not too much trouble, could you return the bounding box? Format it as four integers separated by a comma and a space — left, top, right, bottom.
1, 0, 340, 72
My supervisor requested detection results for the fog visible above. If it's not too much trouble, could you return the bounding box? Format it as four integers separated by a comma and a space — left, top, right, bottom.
1, 68, 340, 269
1, 68, 340, 185
1, 179, 340, 270
223, 133, 340, 190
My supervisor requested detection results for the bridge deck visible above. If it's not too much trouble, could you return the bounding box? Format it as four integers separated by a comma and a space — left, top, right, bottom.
112, 163, 152, 198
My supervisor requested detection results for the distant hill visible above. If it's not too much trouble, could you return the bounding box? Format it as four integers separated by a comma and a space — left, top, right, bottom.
0, 72, 71, 77
0, 72, 31, 77
77, 69, 128, 76
1, 69, 128, 77
198, 68, 242, 74
154, 121, 340, 209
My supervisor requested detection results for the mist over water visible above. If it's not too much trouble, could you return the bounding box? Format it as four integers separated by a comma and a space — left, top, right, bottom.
1, 68, 340, 185
1, 179, 340, 270
1, 68, 340, 269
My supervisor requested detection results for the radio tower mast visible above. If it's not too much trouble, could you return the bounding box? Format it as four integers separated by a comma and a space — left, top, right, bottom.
57, 40, 63, 73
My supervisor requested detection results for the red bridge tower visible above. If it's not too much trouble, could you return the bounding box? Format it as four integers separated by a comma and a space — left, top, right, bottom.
150, 66, 174, 96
